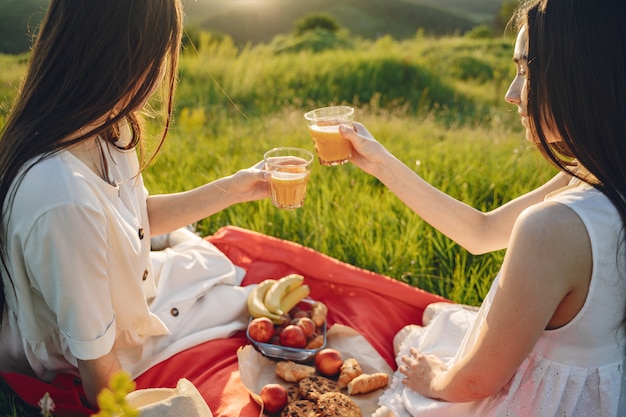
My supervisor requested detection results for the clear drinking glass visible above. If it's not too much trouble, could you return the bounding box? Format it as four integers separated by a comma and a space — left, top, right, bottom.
303, 106, 354, 166
264, 147, 314, 209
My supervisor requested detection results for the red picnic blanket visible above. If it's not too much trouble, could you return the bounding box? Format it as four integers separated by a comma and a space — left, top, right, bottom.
0, 225, 449, 416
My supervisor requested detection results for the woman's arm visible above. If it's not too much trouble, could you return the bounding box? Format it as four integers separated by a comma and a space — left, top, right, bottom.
146, 164, 269, 236
399, 201, 592, 401
341, 124, 571, 254
77, 348, 123, 408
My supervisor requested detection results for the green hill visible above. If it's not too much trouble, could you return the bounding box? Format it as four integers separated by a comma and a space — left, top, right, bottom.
406, 0, 504, 23
183, 0, 483, 45
0, 0, 504, 54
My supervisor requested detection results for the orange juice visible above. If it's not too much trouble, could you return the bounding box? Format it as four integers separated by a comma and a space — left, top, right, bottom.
304, 106, 354, 166
270, 170, 310, 209
265, 156, 311, 209
308, 124, 352, 166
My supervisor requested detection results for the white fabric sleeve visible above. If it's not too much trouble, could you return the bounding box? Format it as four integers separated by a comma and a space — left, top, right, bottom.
24, 203, 116, 360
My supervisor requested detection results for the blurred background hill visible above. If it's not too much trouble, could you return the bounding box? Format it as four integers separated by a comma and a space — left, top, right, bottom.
1, 0, 507, 54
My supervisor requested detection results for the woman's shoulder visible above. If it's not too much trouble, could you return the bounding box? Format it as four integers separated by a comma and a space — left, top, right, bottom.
546, 181, 609, 208
10, 151, 108, 216
511, 197, 591, 287
516, 196, 587, 241
544, 183, 620, 238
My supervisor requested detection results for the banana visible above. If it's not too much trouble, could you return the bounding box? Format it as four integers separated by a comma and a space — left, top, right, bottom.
246, 279, 284, 324
264, 274, 304, 315
279, 284, 311, 314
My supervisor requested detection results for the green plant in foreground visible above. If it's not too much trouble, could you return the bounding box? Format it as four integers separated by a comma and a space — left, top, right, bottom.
91, 372, 138, 417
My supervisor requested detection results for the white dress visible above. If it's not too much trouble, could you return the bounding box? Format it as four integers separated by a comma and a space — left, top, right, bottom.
1, 140, 251, 380
379, 182, 626, 417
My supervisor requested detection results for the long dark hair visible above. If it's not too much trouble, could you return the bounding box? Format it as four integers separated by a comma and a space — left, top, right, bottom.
521, 0, 626, 324
0, 0, 183, 316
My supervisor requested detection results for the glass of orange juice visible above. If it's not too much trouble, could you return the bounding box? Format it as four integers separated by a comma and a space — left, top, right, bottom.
304, 106, 354, 166
263, 147, 314, 209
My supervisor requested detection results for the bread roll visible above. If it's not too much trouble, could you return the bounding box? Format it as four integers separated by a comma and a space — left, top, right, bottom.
275, 360, 316, 382
346, 372, 389, 395
337, 358, 363, 388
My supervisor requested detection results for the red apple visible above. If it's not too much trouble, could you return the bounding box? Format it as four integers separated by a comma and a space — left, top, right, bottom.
293, 317, 316, 337
314, 348, 343, 377
279, 324, 307, 348
260, 383, 288, 414
248, 317, 274, 343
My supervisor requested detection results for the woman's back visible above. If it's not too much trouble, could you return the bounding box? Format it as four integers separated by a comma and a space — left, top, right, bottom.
532, 182, 626, 365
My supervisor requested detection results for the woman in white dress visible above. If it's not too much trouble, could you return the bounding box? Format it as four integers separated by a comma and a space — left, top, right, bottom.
340, 0, 625, 415
0, 0, 270, 407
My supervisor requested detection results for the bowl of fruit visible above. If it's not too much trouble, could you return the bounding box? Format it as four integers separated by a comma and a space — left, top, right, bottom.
246, 274, 328, 362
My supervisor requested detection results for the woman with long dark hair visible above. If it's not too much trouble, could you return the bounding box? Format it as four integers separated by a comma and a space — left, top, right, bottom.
0, 0, 269, 406
341, 0, 625, 415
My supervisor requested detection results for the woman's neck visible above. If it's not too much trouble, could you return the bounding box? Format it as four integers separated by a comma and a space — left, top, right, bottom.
67, 135, 109, 182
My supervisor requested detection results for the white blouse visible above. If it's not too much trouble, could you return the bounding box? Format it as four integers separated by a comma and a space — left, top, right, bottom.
2, 142, 168, 380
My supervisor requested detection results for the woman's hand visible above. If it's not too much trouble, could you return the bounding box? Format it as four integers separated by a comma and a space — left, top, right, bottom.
339, 122, 393, 177
147, 161, 269, 235
218, 161, 270, 204
399, 347, 448, 399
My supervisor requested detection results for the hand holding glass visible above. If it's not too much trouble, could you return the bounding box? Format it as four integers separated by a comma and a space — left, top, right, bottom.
304, 106, 354, 166
264, 147, 314, 209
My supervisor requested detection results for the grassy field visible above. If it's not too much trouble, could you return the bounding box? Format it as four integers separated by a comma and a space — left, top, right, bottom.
0, 30, 558, 416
